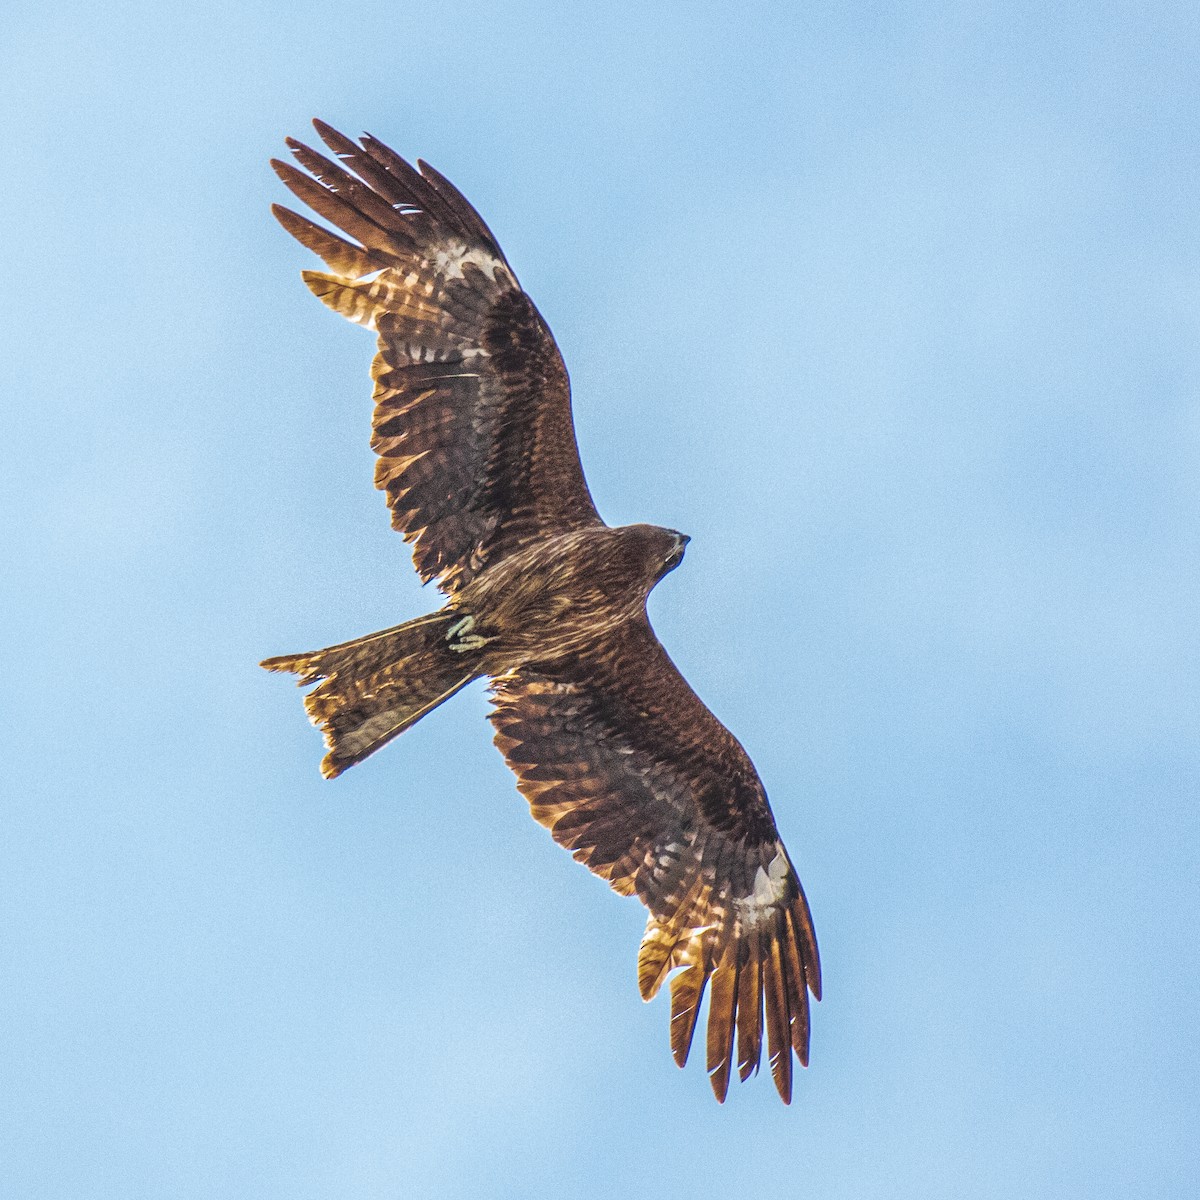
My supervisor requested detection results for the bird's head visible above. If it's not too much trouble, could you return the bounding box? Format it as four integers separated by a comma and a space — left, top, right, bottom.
621, 523, 690, 586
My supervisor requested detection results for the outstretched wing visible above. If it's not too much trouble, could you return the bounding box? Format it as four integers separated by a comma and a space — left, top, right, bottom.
489, 618, 821, 1102
272, 121, 602, 593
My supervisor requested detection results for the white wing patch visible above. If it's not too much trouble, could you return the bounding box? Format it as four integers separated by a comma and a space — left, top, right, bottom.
736, 844, 791, 927
434, 239, 506, 282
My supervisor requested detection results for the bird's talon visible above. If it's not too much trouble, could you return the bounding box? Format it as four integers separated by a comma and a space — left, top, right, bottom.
446, 615, 475, 641
449, 634, 490, 653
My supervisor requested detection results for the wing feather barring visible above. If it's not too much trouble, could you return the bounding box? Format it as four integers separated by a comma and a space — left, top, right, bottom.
262, 121, 820, 1103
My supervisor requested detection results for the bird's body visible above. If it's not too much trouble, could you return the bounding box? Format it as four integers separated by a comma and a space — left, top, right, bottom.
263, 122, 820, 1102
454, 523, 685, 665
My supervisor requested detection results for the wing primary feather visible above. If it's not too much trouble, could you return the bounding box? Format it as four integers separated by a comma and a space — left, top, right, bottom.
312, 121, 432, 217
358, 132, 467, 233
270, 158, 405, 256
669, 965, 708, 1069
736, 933, 763, 1081
636, 920, 674, 1002
705, 949, 740, 1103
792, 888, 822, 1000
310, 118, 363, 162
783, 909, 812, 1066
271, 204, 390, 278
285, 138, 406, 234
763, 927, 794, 1104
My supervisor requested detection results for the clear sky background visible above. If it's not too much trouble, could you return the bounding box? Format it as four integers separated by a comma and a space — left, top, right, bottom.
3, 2, 1198, 1197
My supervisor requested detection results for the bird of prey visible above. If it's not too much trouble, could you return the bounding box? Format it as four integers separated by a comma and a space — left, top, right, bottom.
262, 121, 821, 1102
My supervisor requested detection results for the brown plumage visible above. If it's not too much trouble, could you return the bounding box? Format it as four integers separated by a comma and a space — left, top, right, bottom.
262, 121, 821, 1102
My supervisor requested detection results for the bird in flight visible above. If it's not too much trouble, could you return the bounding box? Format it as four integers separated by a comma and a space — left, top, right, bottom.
262, 121, 821, 1102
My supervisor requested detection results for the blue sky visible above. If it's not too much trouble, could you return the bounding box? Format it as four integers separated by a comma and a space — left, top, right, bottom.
3, 1, 1198, 1196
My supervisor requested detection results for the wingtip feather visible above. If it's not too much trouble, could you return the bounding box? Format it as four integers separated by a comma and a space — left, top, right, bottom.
792, 890, 822, 1000
705, 950, 739, 1103
735, 942, 763, 1082
668, 966, 707, 1069
763, 935, 794, 1103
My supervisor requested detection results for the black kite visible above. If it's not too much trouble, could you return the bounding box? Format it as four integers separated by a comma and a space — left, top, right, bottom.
262, 122, 821, 1102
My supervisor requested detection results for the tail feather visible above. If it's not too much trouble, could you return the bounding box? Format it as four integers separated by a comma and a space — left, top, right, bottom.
262, 611, 477, 778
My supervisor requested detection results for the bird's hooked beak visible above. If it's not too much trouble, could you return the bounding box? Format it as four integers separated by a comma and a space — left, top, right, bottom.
663, 530, 690, 573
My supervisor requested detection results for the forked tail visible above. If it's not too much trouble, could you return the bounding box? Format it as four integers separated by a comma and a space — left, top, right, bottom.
261, 611, 478, 778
